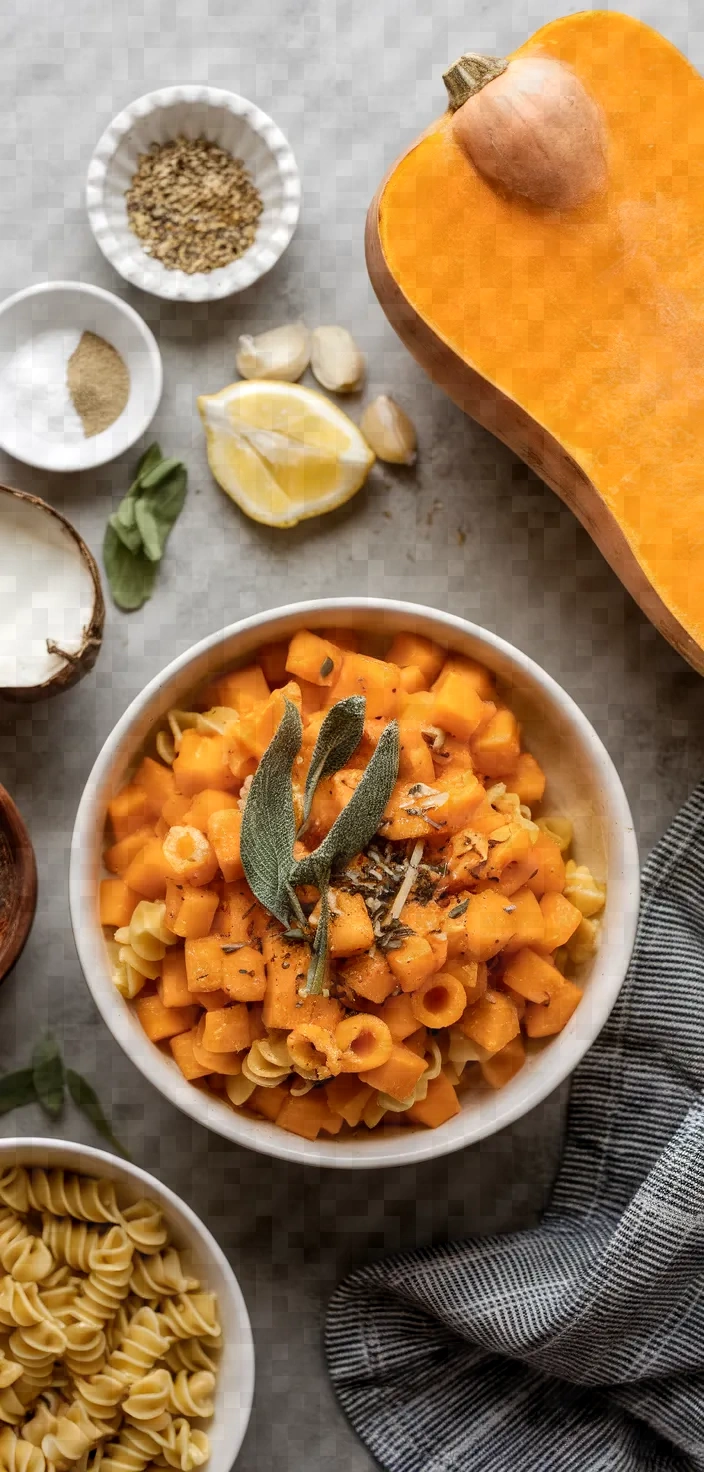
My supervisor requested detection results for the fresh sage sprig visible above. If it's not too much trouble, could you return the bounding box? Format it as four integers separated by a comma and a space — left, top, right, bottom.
241, 696, 400, 994
0, 1035, 129, 1158
300, 696, 366, 830
103, 443, 188, 612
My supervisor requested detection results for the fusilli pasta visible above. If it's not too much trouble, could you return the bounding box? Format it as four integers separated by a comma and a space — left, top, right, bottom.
0, 1176, 217, 1472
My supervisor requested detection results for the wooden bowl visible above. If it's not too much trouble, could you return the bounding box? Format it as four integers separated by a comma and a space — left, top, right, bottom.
0, 784, 37, 982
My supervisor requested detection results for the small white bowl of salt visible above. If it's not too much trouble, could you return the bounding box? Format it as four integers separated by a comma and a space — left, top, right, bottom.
0, 281, 162, 472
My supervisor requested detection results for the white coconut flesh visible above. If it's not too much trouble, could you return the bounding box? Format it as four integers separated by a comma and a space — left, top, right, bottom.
0, 491, 99, 691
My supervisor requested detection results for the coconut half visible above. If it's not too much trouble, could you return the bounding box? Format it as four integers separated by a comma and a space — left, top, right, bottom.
0, 484, 104, 701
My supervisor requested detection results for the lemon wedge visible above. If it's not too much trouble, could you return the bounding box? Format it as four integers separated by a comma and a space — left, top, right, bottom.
197, 380, 375, 528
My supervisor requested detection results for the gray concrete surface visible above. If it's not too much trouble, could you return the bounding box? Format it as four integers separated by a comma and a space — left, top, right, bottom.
1, 2, 704, 1467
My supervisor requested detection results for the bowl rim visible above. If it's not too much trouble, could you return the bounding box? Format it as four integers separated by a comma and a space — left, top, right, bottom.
0, 1135, 255, 1468
70, 597, 641, 1169
85, 84, 302, 302
0, 280, 163, 472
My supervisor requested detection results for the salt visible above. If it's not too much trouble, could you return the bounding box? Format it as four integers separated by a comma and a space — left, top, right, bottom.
0, 328, 86, 448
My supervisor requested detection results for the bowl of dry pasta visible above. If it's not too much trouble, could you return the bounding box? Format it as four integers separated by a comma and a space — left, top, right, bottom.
0, 1139, 254, 1471
70, 599, 640, 1167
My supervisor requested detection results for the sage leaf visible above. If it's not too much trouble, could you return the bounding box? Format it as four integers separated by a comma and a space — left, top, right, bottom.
305, 864, 331, 996
0, 1069, 37, 1116
134, 501, 163, 563
103, 525, 158, 611
108, 511, 142, 554
139, 465, 188, 555
32, 1034, 65, 1119
301, 695, 365, 827
66, 1071, 130, 1159
140, 455, 184, 490
294, 719, 400, 887
135, 442, 163, 481
240, 698, 302, 926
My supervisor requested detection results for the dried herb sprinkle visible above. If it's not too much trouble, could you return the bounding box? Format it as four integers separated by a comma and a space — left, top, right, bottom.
125, 136, 264, 274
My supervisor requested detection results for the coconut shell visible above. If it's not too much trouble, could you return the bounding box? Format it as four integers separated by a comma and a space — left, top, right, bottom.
0, 484, 104, 702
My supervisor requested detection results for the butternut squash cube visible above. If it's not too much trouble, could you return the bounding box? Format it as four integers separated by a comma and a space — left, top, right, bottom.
325, 1075, 374, 1128
201, 1004, 251, 1054
399, 665, 428, 695
525, 832, 567, 897
99, 879, 139, 929
207, 807, 244, 882
406, 1071, 461, 1127
124, 838, 176, 900
221, 944, 267, 1002
430, 671, 486, 741
211, 879, 267, 944
170, 1029, 212, 1081
386, 934, 438, 992
237, 683, 302, 761
182, 789, 240, 833
470, 707, 521, 777
539, 892, 583, 951
135, 994, 198, 1043
524, 976, 583, 1037
341, 950, 396, 1004
504, 752, 546, 808
433, 655, 495, 701
307, 768, 362, 840
277, 1092, 343, 1140
359, 1042, 427, 1101
104, 825, 155, 877
331, 652, 402, 719
309, 891, 374, 959
192, 1016, 242, 1075
172, 886, 219, 941
463, 891, 517, 961
460, 989, 520, 1055
107, 785, 150, 841
134, 757, 177, 817
159, 948, 191, 1009
502, 888, 545, 953
207, 664, 270, 714
370, 991, 419, 1041
286, 629, 343, 687
185, 936, 226, 992
173, 730, 237, 796
502, 947, 561, 1004
248, 1083, 289, 1122
398, 725, 436, 785
480, 1034, 526, 1089
162, 794, 192, 828
386, 633, 445, 683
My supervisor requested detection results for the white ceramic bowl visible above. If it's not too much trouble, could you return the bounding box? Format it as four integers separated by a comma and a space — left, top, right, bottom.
70, 599, 640, 1169
0, 282, 162, 472
0, 1137, 254, 1470
86, 86, 301, 302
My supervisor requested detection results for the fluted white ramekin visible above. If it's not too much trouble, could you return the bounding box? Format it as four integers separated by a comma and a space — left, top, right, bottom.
86, 86, 301, 302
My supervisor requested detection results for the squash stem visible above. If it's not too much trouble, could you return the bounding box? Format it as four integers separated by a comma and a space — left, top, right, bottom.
443, 53, 508, 111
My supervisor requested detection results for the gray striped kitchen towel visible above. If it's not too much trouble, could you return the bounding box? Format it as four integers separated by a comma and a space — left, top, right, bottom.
326, 785, 704, 1471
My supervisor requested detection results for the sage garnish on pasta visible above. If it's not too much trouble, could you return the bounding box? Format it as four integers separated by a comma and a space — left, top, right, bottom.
241, 696, 400, 995
300, 694, 365, 828
0, 1035, 128, 1155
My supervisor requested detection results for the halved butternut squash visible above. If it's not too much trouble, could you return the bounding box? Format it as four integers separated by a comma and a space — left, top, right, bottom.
367, 12, 704, 671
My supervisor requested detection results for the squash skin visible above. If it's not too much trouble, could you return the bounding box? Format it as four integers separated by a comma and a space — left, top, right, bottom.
366, 13, 704, 674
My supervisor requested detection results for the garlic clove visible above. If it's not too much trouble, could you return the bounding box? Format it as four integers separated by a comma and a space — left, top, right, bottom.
360, 395, 417, 465
310, 326, 365, 393
236, 323, 311, 382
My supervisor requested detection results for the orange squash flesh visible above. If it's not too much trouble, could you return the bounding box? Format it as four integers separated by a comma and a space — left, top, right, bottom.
369, 13, 704, 670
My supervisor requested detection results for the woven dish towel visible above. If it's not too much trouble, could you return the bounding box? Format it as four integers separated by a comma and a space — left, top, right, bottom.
326, 785, 704, 1472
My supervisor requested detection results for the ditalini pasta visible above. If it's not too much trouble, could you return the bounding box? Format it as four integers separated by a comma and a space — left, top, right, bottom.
0, 1171, 220, 1470
101, 629, 607, 1139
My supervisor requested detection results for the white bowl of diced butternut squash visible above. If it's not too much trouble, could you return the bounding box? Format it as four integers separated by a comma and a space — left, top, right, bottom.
70, 600, 640, 1167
